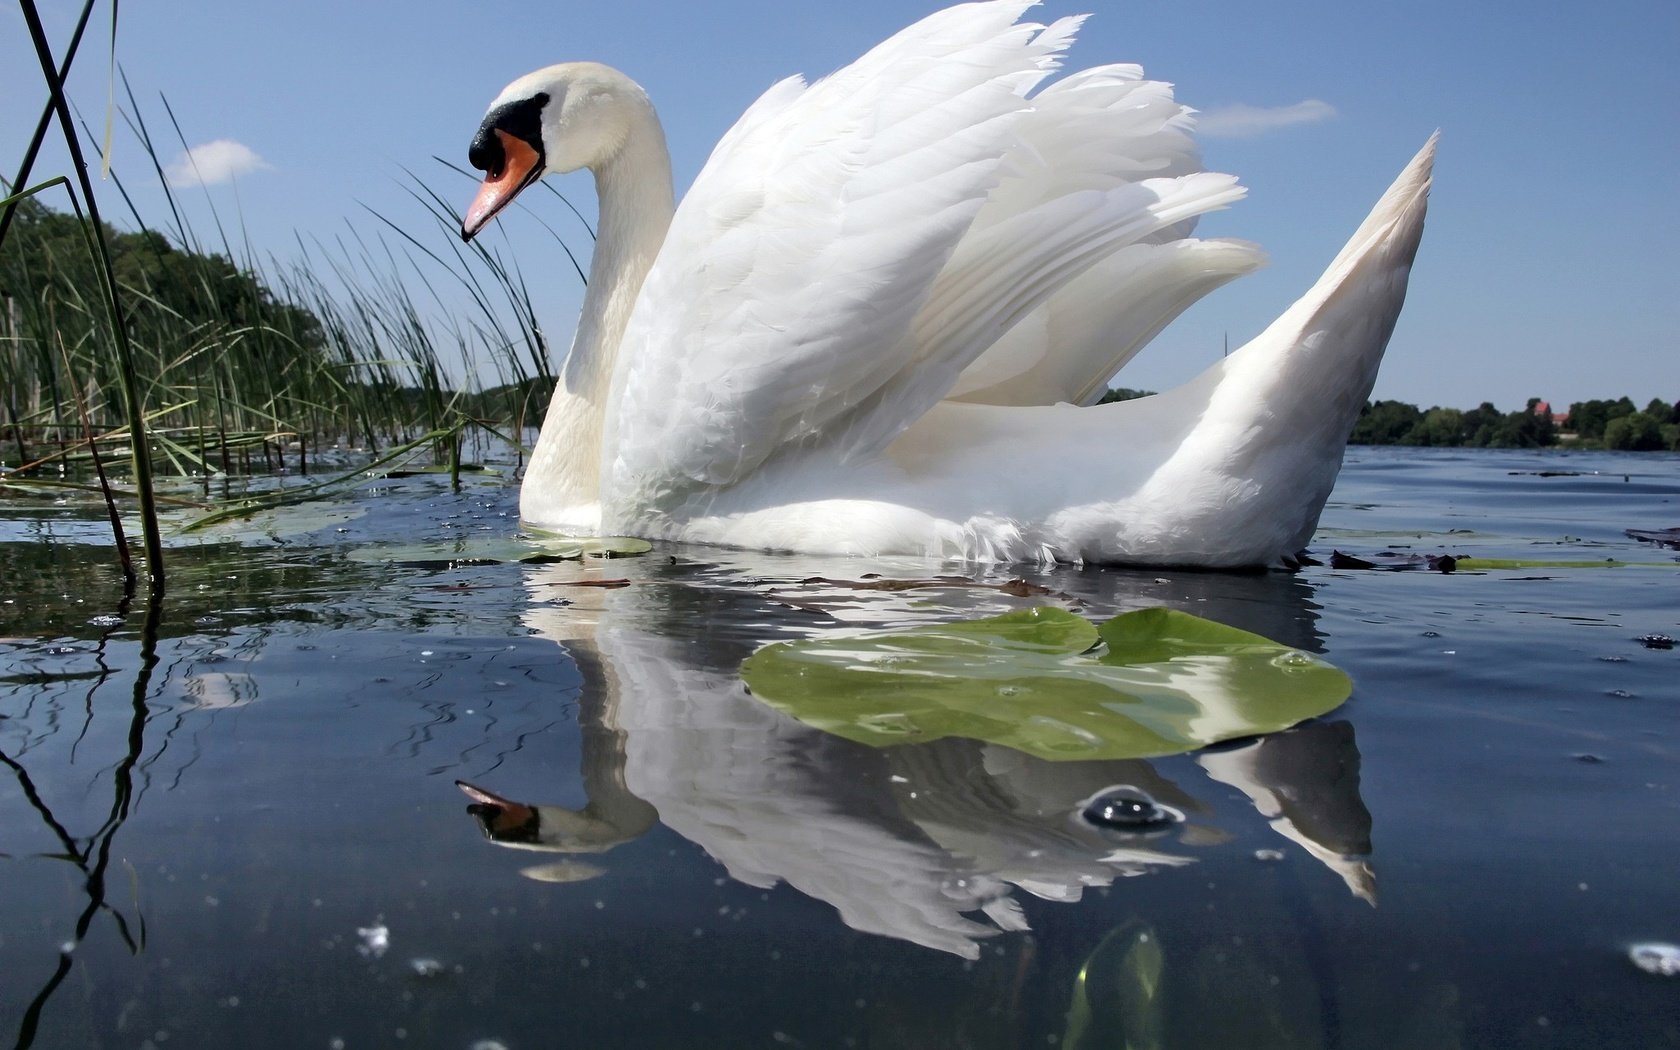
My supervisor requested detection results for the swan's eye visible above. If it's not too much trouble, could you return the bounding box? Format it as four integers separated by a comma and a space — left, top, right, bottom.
469, 91, 550, 177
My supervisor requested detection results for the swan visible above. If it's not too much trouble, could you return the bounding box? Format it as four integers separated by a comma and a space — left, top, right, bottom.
460, 0, 1433, 568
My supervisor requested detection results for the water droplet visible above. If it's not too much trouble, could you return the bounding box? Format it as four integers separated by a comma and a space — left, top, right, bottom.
1629, 942, 1680, 976
357, 923, 390, 959
409, 958, 444, 978
1271, 650, 1317, 669
1081, 786, 1180, 831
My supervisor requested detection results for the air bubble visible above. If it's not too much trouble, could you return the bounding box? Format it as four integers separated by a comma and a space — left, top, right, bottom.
1080, 786, 1181, 832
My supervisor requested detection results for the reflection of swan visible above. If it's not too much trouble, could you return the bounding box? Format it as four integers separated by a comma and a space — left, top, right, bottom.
460, 2, 1433, 567
456, 556, 1376, 958
1199, 721, 1376, 903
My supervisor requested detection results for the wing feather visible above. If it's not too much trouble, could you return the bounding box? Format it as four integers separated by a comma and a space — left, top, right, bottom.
603, 2, 1072, 521
831, 172, 1251, 458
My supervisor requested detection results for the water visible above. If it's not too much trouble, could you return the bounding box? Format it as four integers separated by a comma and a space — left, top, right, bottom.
1, 447, 1676, 1049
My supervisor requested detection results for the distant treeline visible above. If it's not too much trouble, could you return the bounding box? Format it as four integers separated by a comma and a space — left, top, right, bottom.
1096, 388, 1680, 451
1349, 396, 1679, 450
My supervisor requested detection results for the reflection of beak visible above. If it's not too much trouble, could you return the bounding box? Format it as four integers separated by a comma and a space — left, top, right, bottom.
458, 779, 542, 843
461, 129, 543, 241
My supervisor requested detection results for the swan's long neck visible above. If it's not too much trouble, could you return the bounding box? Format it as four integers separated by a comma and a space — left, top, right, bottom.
521, 97, 674, 531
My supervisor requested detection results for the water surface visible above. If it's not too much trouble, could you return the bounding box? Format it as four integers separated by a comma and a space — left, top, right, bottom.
1, 447, 1676, 1048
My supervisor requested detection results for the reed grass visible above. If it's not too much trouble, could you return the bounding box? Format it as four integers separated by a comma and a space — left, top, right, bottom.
15, 0, 163, 585
2, 11, 588, 540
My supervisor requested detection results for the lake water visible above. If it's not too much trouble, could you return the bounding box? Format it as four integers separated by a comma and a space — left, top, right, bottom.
1, 446, 1676, 1049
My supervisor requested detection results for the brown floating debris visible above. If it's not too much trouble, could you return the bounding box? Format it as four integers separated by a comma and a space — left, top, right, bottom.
1329, 551, 1459, 572
1626, 527, 1680, 550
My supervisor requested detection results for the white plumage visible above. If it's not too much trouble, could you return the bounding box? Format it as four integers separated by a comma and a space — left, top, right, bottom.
462, 1, 1434, 568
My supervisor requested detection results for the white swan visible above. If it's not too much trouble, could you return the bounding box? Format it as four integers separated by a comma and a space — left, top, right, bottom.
460, 1, 1433, 568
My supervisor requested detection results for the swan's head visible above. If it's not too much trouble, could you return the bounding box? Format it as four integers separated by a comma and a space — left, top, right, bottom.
461, 62, 646, 241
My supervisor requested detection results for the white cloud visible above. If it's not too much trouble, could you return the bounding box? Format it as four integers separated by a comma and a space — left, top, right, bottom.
163, 139, 271, 187
1196, 99, 1337, 139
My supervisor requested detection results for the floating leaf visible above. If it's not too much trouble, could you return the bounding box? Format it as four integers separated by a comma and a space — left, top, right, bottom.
740, 607, 1351, 761
166, 502, 366, 543
1454, 556, 1653, 570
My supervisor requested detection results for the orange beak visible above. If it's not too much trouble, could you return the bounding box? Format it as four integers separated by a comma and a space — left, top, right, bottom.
461, 129, 543, 241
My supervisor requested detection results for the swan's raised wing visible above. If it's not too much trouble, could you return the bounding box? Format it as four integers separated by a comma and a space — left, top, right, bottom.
944, 237, 1266, 407
831, 170, 1252, 458
946, 65, 1266, 408
602, 2, 1077, 524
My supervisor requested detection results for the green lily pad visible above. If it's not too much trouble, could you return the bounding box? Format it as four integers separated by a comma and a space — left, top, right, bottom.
740, 607, 1351, 761
163, 502, 367, 543
348, 534, 652, 567
1453, 556, 1660, 570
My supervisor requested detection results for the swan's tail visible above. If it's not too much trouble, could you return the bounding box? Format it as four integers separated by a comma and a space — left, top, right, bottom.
1174, 133, 1435, 556
1048, 135, 1436, 565
1213, 133, 1435, 451
1320, 132, 1437, 281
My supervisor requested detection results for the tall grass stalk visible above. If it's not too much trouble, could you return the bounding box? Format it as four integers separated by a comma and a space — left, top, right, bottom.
58, 331, 134, 581
0, 0, 96, 252
18, 0, 165, 585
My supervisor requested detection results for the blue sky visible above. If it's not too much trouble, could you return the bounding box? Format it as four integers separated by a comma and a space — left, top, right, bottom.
4, 0, 1676, 410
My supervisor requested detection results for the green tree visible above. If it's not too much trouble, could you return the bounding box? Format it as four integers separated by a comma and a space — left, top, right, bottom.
1567, 397, 1636, 440
1603, 412, 1664, 451
1097, 387, 1156, 404
1461, 401, 1502, 446
1484, 403, 1555, 448
1405, 406, 1467, 446
1350, 400, 1422, 444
